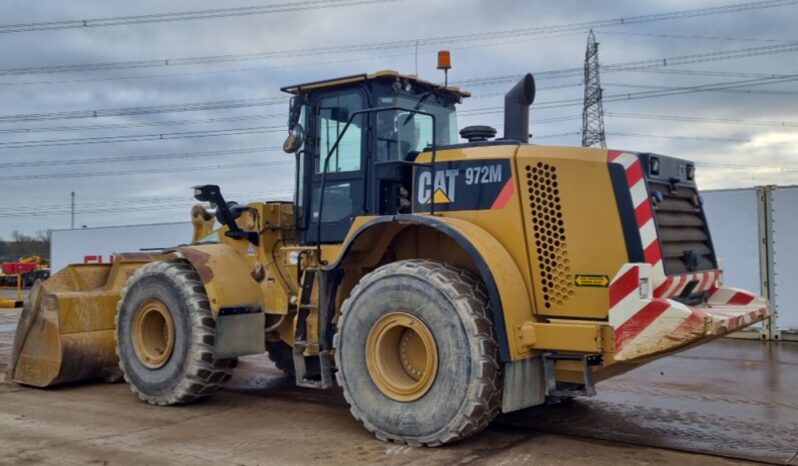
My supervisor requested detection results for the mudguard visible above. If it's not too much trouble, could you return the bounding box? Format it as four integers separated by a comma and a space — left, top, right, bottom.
175, 244, 263, 316
330, 214, 535, 361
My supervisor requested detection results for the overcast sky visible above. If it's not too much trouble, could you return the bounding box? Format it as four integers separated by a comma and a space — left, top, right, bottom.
0, 0, 796, 237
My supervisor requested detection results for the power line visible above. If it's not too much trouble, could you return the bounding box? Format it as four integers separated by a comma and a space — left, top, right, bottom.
612, 67, 796, 79
605, 111, 798, 127
0, 51, 423, 87
0, 146, 282, 168
699, 161, 798, 170
459, 73, 798, 116
469, 82, 583, 99
4, 40, 798, 126
1, 0, 795, 77
0, 113, 284, 135
7, 71, 790, 150
0, 118, 581, 168
0, 96, 287, 123
0, 189, 289, 211
0, 0, 401, 34
0, 189, 294, 215
603, 81, 798, 96
597, 30, 796, 44
606, 131, 751, 142
524, 130, 751, 143
0, 195, 296, 218
532, 131, 582, 140
8, 35, 795, 79
456, 42, 798, 89
0, 36, 581, 88
0, 160, 294, 181
2, 68, 790, 127
0, 85, 567, 134
0, 125, 285, 149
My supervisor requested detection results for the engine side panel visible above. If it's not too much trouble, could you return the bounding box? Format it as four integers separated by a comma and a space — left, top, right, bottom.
514, 145, 629, 319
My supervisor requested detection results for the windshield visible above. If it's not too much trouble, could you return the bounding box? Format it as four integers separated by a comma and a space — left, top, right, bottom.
376, 94, 458, 162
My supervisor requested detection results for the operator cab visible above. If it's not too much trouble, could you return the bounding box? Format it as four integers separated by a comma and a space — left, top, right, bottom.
281, 70, 469, 244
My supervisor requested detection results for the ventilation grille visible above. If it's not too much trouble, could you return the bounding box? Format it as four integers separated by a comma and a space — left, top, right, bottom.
648, 179, 716, 275
526, 162, 573, 310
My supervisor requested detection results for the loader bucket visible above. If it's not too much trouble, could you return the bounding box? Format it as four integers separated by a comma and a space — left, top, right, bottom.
6, 255, 157, 387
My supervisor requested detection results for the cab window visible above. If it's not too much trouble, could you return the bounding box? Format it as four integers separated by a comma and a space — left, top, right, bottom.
375, 94, 457, 162
316, 92, 364, 173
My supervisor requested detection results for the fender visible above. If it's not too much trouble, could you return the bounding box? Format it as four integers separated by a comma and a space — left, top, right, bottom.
328, 214, 535, 362
175, 244, 262, 317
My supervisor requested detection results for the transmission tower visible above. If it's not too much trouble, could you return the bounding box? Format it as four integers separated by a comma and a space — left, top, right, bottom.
582, 29, 606, 148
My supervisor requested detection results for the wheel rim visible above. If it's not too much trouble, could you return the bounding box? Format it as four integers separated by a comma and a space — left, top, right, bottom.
366, 312, 438, 402
132, 299, 175, 369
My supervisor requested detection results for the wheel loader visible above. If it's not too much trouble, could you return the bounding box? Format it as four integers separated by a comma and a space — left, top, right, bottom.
7, 66, 768, 446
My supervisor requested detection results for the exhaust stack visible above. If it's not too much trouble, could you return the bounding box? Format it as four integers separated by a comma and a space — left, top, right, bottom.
503, 73, 536, 143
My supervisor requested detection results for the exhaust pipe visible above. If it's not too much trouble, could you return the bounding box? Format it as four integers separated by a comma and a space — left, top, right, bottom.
503, 73, 536, 143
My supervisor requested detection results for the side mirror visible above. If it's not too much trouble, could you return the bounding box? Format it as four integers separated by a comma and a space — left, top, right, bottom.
287, 96, 301, 129
283, 124, 305, 154
193, 184, 220, 203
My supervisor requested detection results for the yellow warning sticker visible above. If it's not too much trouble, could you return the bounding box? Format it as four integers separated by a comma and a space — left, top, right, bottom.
574, 274, 610, 287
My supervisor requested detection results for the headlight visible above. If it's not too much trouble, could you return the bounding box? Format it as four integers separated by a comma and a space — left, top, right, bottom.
650, 156, 660, 175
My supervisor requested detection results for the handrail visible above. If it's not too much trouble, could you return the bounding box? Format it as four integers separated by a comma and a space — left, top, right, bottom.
316, 105, 438, 264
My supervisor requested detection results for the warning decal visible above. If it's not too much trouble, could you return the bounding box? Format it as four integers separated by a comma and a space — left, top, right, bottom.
574, 274, 610, 288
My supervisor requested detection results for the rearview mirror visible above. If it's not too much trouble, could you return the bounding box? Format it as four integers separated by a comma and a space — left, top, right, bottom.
283, 124, 305, 154
192, 184, 220, 203
287, 96, 302, 129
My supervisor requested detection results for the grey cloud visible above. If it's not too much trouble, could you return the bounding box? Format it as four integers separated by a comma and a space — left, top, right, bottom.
0, 0, 796, 235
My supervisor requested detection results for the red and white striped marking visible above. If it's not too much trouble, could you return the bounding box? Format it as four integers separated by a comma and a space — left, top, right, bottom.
608, 151, 663, 267
609, 263, 768, 361
607, 151, 722, 300
608, 151, 668, 289
653, 270, 719, 298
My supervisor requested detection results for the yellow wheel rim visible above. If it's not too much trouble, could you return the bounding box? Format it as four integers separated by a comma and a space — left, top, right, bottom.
366, 312, 438, 402
132, 299, 175, 369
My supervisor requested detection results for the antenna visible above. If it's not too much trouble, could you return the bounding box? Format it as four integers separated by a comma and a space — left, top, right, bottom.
70, 191, 75, 229
414, 40, 419, 75
581, 29, 606, 148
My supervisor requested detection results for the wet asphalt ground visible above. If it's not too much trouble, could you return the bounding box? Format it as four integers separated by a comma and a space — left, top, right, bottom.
0, 305, 795, 465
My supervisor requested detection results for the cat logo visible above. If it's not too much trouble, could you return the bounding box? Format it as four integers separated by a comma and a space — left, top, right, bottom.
417, 169, 458, 204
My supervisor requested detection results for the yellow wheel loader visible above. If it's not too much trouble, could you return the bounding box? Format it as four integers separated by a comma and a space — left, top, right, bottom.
7, 68, 768, 446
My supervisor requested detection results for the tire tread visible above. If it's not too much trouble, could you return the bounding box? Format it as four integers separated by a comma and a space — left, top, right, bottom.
333, 259, 502, 446
115, 259, 235, 406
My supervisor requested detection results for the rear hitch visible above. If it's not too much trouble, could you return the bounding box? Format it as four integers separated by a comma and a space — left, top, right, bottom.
542, 352, 602, 400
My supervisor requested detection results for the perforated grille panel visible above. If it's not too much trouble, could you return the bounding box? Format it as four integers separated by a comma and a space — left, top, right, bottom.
526, 162, 573, 310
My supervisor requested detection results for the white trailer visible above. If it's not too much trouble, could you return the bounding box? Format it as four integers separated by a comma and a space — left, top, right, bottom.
50, 222, 193, 272
703, 186, 798, 339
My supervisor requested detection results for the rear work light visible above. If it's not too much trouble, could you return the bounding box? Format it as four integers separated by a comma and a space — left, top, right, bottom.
649, 156, 660, 175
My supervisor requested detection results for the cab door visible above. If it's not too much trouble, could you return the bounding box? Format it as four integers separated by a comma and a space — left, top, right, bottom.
303, 88, 369, 244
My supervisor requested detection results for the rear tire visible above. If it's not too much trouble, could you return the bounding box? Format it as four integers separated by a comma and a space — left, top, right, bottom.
115, 259, 235, 405
334, 259, 502, 446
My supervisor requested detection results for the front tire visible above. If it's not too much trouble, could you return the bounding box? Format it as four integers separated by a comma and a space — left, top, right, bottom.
115, 259, 235, 405
334, 259, 502, 446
